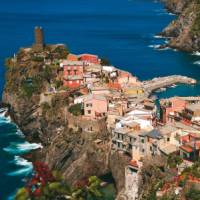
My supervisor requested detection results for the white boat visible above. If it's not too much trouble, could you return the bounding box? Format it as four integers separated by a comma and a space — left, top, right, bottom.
170, 84, 177, 88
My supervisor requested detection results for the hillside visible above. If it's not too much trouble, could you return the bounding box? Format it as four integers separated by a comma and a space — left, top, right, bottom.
162, 0, 200, 52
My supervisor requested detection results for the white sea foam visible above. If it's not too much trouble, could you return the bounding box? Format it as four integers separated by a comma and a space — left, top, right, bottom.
148, 44, 161, 49
0, 111, 11, 123
192, 51, 200, 56
14, 156, 32, 167
148, 44, 170, 51
8, 166, 33, 176
4, 141, 43, 154
8, 156, 33, 176
154, 35, 165, 39
193, 61, 200, 65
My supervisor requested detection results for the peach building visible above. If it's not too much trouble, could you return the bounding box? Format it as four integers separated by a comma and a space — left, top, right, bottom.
84, 94, 108, 118
160, 97, 186, 123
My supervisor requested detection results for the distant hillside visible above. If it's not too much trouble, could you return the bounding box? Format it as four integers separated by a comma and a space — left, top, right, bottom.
161, 0, 200, 52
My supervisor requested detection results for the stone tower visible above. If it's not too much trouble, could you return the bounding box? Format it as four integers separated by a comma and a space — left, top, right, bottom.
33, 26, 45, 51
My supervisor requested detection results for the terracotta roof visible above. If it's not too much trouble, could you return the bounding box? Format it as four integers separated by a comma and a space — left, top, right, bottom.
129, 160, 138, 168
107, 83, 121, 90
180, 145, 193, 153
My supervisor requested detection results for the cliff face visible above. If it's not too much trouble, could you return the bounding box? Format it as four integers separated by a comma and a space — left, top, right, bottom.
162, 0, 200, 52
2, 46, 130, 195
163, 0, 190, 14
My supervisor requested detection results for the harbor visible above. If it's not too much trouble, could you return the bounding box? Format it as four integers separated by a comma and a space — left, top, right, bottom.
142, 75, 196, 96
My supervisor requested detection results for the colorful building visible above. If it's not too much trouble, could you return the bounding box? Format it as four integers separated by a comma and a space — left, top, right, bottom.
67, 53, 78, 61
160, 97, 187, 123
78, 53, 100, 64
62, 60, 85, 88
84, 94, 108, 118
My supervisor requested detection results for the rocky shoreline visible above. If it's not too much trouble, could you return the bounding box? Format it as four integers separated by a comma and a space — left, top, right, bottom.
2, 1, 200, 199
161, 0, 200, 52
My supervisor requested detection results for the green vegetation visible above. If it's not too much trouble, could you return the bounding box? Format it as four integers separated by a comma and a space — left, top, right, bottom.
182, 160, 200, 178
31, 56, 44, 62
55, 79, 63, 89
167, 154, 183, 168
52, 46, 69, 59
68, 103, 83, 116
15, 162, 104, 200
191, 1, 200, 34
21, 77, 43, 98
185, 185, 200, 200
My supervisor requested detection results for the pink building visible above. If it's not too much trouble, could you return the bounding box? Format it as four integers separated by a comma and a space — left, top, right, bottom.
160, 97, 186, 123
62, 60, 85, 88
84, 94, 108, 118
78, 54, 100, 64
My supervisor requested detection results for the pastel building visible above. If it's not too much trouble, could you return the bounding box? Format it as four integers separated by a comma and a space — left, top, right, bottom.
62, 60, 85, 88
160, 97, 186, 123
78, 53, 100, 64
84, 94, 108, 118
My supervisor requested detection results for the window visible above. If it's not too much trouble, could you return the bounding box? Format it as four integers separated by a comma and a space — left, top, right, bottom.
117, 133, 120, 139
88, 110, 91, 114
142, 148, 145, 153
167, 138, 170, 142
141, 138, 144, 143
150, 146, 152, 151
76, 80, 79, 83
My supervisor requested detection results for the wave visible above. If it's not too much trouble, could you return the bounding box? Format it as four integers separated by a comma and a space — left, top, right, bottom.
148, 44, 161, 49
0, 114, 11, 124
16, 128, 25, 138
193, 61, 200, 65
148, 44, 170, 51
8, 156, 33, 176
153, 35, 165, 39
8, 166, 33, 176
4, 141, 43, 154
192, 51, 200, 56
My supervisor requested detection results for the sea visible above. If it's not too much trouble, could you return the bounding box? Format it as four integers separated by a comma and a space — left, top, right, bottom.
0, 0, 200, 199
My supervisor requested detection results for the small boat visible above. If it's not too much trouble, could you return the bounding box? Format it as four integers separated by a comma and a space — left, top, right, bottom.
170, 84, 177, 88
155, 88, 166, 93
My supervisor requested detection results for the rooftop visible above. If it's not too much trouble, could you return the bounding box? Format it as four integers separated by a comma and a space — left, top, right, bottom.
146, 129, 163, 139
186, 103, 200, 112
62, 60, 85, 66
84, 94, 107, 102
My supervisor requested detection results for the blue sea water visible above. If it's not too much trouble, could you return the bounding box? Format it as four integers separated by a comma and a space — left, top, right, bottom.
0, 0, 200, 199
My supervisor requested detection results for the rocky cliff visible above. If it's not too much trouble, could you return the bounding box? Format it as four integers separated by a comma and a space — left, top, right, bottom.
2, 46, 130, 197
162, 0, 200, 52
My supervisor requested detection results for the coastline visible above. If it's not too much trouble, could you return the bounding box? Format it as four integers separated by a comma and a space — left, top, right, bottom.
1, 0, 200, 198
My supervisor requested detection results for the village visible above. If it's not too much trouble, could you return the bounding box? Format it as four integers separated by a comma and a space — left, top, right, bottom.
9, 27, 200, 200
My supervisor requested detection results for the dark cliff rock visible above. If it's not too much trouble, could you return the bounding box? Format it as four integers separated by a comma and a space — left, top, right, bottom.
163, 0, 190, 14
161, 0, 200, 52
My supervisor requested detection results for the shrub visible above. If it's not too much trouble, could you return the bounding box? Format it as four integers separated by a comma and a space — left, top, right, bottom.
68, 103, 83, 116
